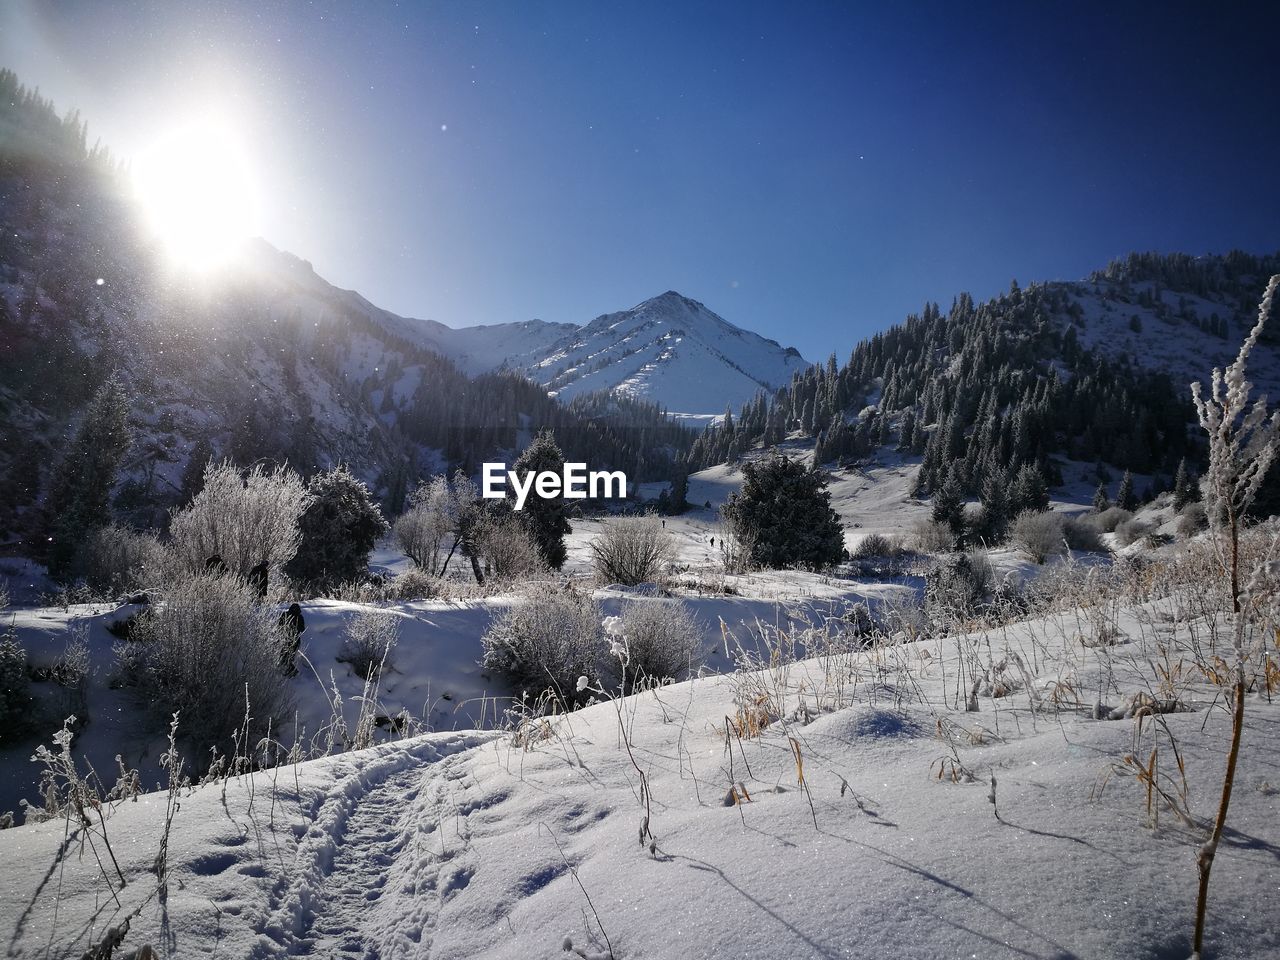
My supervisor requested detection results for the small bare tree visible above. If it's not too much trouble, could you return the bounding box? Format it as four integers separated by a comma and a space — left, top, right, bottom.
169, 461, 312, 580
393, 475, 455, 574
394, 472, 487, 582
589, 516, 675, 585
1187, 274, 1280, 959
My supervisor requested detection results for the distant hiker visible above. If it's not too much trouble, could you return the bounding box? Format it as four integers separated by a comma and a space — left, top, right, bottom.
205, 554, 228, 575
662, 519, 666, 529
710, 536, 715, 548
248, 561, 269, 600
278, 603, 305, 676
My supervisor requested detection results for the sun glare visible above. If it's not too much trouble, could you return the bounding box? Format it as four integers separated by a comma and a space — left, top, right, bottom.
132, 119, 260, 269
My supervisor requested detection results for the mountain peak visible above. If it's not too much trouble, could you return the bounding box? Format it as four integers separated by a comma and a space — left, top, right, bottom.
494, 292, 811, 419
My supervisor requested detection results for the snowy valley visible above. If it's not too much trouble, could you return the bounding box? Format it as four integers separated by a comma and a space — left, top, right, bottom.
2, 52, 1280, 960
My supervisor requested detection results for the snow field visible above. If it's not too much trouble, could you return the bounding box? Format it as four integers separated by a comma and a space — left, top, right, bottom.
4, 571, 1278, 958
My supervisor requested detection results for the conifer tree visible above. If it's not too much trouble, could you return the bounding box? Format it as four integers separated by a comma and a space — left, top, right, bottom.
1010, 462, 1049, 515
1092, 483, 1111, 513
1173, 457, 1196, 510
979, 467, 1011, 542
931, 470, 966, 542
1116, 469, 1137, 511
721, 456, 844, 570
44, 376, 131, 577
669, 466, 689, 514
286, 465, 389, 589
511, 430, 571, 569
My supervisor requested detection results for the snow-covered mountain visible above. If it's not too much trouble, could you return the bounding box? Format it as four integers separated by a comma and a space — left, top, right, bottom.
500, 291, 812, 420
402, 314, 578, 377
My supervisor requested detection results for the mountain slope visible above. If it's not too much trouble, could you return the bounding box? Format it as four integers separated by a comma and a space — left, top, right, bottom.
688, 251, 1280, 502
392, 313, 577, 377
0, 76, 692, 537
504, 291, 811, 419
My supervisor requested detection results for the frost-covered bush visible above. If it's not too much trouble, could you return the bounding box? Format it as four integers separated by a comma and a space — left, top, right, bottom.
481, 587, 600, 706
393, 475, 457, 575
1062, 515, 1105, 552
286, 466, 389, 591
383, 568, 441, 600
910, 517, 955, 554
0, 631, 31, 743
75, 523, 166, 595
1092, 506, 1133, 534
924, 552, 993, 625
475, 511, 547, 582
851, 533, 901, 559
1010, 510, 1065, 563
128, 575, 292, 759
1176, 502, 1208, 540
169, 461, 311, 581
1114, 517, 1154, 547
601, 599, 702, 690
589, 516, 675, 585
338, 607, 399, 680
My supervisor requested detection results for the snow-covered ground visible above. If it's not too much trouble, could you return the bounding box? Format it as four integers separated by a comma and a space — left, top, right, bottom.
3, 571, 1277, 959
4, 459, 1276, 958
0, 451, 1079, 818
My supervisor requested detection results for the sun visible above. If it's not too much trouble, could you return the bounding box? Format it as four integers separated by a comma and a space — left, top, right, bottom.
132, 119, 260, 269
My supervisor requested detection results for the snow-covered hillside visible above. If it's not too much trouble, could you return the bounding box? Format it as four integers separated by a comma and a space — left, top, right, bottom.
501, 291, 812, 419
1059, 275, 1280, 399
252, 266, 813, 421
5, 560, 1277, 959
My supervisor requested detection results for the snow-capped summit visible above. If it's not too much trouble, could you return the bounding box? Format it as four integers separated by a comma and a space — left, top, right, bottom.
506, 291, 811, 420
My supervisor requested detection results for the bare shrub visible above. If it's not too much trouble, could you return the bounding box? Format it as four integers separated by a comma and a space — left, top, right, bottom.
75, 523, 166, 595
1092, 506, 1133, 533
339, 607, 399, 680
924, 552, 993, 626
718, 525, 757, 574
475, 511, 548, 583
589, 516, 675, 585
1010, 510, 1065, 563
1176, 502, 1207, 540
1063, 515, 1105, 552
601, 599, 702, 690
851, 533, 901, 559
128, 575, 292, 760
910, 517, 955, 554
383, 568, 441, 600
45, 624, 91, 717
169, 461, 312, 580
1114, 517, 1154, 547
393, 475, 455, 574
481, 587, 600, 706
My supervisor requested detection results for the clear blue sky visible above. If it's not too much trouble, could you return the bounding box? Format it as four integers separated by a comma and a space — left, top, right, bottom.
4, 1, 1279, 361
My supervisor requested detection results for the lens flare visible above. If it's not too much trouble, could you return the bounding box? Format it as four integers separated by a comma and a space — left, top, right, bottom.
132, 118, 259, 269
